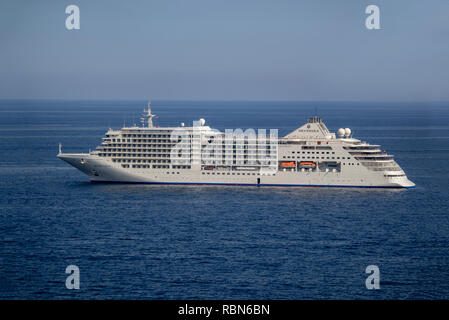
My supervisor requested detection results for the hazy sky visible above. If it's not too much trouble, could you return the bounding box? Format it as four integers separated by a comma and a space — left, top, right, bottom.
1, 0, 448, 101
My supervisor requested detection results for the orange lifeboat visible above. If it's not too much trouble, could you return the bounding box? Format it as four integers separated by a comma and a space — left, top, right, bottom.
298, 161, 316, 168
280, 161, 296, 167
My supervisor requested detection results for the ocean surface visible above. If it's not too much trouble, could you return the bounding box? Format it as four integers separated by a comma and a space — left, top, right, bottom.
1, 100, 449, 299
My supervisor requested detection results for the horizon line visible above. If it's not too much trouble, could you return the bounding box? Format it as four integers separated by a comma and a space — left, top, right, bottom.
1, 98, 449, 104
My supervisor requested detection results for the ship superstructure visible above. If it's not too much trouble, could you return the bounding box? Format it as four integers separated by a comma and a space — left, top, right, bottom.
58, 103, 415, 188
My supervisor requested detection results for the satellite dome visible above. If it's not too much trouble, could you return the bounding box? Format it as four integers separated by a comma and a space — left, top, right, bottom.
337, 128, 345, 137
199, 118, 206, 126
345, 128, 351, 137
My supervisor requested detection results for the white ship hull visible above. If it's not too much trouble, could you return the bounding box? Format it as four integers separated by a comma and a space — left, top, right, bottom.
58, 106, 415, 189
58, 153, 415, 188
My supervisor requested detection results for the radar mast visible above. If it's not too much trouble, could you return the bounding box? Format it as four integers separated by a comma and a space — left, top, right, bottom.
142, 101, 156, 128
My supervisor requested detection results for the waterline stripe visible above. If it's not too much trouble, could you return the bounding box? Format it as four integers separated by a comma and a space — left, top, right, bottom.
90, 181, 415, 189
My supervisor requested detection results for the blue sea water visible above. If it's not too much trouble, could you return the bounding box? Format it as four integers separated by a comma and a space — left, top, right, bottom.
0, 100, 449, 299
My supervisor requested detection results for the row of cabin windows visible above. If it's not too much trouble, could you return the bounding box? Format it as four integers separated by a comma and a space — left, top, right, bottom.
101, 152, 271, 158
101, 153, 170, 158
109, 138, 277, 145
113, 134, 277, 140
292, 151, 335, 154
283, 156, 339, 160
102, 145, 172, 149
122, 163, 359, 169
100, 146, 274, 152
121, 134, 172, 138
302, 146, 333, 150
112, 157, 269, 165
105, 138, 276, 145
114, 159, 170, 163
103, 144, 276, 151
100, 150, 171, 154
121, 164, 171, 169
110, 139, 173, 143
201, 172, 270, 176
108, 155, 265, 162
126, 167, 186, 173
385, 174, 406, 178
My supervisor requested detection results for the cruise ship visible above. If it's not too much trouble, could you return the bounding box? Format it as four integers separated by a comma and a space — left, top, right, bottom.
58, 103, 415, 188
